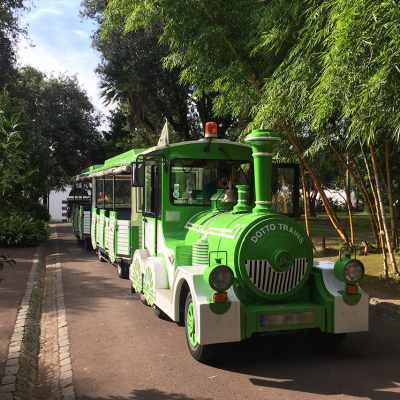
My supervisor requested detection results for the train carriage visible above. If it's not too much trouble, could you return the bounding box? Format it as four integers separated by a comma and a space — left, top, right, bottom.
71, 123, 369, 362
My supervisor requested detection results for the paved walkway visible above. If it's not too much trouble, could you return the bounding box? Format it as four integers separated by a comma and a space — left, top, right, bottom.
35, 228, 75, 400
0, 247, 38, 378
0, 226, 75, 400
0, 222, 400, 399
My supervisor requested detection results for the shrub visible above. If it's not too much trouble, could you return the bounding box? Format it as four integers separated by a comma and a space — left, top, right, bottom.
23, 201, 51, 221
0, 216, 50, 247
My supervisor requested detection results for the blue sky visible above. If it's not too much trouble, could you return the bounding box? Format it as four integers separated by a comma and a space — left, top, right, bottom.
18, 0, 109, 120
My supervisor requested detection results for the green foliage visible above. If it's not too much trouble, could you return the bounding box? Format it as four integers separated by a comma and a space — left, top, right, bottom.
0, 0, 30, 87
0, 110, 31, 215
81, 0, 236, 143
2, 67, 102, 194
0, 216, 49, 247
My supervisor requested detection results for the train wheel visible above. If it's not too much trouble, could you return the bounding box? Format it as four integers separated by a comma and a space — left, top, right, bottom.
153, 305, 168, 320
117, 263, 128, 279
140, 293, 148, 305
84, 237, 92, 251
143, 267, 155, 306
308, 328, 346, 349
98, 250, 106, 263
184, 293, 216, 362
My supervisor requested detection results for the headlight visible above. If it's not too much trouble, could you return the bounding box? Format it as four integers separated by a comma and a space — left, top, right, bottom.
334, 258, 364, 284
344, 261, 363, 282
207, 266, 234, 292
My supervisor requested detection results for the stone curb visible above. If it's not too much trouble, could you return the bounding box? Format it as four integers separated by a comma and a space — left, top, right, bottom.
0, 243, 46, 400
53, 227, 76, 400
369, 297, 400, 326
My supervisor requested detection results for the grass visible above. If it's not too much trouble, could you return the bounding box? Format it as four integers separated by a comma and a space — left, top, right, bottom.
296, 211, 400, 300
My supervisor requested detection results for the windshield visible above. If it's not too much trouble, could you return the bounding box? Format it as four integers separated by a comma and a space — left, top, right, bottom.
170, 159, 253, 206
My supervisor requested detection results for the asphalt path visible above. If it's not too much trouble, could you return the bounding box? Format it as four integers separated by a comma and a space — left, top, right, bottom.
56, 223, 400, 400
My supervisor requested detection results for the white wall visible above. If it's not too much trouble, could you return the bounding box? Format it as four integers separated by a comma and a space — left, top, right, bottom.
48, 187, 71, 221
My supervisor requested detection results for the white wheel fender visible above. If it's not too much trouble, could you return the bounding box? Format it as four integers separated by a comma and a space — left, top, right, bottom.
130, 249, 149, 279
144, 257, 168, 289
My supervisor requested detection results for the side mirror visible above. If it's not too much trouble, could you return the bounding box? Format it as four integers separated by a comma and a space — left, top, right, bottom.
132, 162, 145, 187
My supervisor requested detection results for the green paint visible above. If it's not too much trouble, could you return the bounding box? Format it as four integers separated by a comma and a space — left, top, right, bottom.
244, 129, 280, 214
338, 288, 362, 306
131, 259, 141, 292
309, 268, 335, 333
334, 257, 364, 284
186, 302, 197, 347
143, 267, 155, 306
208, 299, 231, 314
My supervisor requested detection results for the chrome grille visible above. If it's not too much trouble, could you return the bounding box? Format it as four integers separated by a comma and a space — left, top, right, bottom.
245, 259, 307, 295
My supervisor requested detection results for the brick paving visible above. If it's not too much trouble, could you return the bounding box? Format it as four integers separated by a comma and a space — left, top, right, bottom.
35, 227, 75, 400
0, 244, 45, 400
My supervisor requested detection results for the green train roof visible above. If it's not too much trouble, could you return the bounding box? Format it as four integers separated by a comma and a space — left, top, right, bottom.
91, 148, 146, 174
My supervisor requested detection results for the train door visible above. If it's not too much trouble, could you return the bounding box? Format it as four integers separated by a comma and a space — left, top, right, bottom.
143, 161, 161, 255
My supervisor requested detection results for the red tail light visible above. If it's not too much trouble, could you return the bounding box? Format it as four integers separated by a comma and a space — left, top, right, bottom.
213, 292, 227, 303
346, 285, 358, 295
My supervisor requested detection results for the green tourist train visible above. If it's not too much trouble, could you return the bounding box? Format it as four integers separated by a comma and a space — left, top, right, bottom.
71, 123, 369, 362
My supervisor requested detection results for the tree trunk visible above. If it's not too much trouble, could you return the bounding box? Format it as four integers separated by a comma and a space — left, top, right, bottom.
205, 19, 349, 244
299, 158, 316, 250
370, 143, 397, 276
308, 190, 318, 217
348, 148, 380, 246
330, 142, 378, 245
359, 141, 386, 251
385, 137, 398, 248
334, 154, 354, 244
286, 126, 349, 244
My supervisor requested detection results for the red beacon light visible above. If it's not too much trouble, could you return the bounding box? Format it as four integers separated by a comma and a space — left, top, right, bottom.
205, 122, 218, 138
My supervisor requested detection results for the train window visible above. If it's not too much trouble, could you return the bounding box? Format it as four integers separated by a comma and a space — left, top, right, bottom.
271, 164, 300, 217
114, 177, 131, 208
96, 178, 104, 208
144, 165, 155, 214
143, 162, 161, 217
170, 159, 253, 206
104, 177, 114, 207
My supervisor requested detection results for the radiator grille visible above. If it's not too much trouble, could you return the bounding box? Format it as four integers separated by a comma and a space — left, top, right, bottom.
245, 259, 308, 295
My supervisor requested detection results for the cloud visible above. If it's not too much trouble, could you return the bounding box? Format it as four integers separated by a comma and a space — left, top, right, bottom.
17, 0, 113, 125
72, 30, 88, 38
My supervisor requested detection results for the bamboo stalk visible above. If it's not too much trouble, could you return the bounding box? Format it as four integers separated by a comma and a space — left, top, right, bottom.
204, 13, 349, 244
385, 137, 398, 249
285, 125, 349, 244
348, 148, 380, 247
359, 140, 386, 251
299, 158, 316, 250
334, 153, 354, 244
370, 142, 396, 276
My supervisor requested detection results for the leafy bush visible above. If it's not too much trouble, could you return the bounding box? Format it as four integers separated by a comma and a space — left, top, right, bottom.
0, 216, 50, 247
21, 201, 51, 221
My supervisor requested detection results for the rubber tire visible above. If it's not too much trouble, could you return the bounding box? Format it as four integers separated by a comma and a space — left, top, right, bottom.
153, 305, 168, 320
98, 251, 106, 263
140, 293, 148, 306
308, 328, 346, 349
184, 293, 217, 362
131, 284, 136, 293
117, 263, 129, 279
84, 237, 92, 251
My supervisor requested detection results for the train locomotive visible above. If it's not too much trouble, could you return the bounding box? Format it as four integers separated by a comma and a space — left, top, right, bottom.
71, 124, 369, 362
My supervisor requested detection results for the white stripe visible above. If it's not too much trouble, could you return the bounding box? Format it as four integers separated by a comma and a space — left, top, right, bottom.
252, 152, 274, 156
255, 201, 271, 204
245, 136, 281, 142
